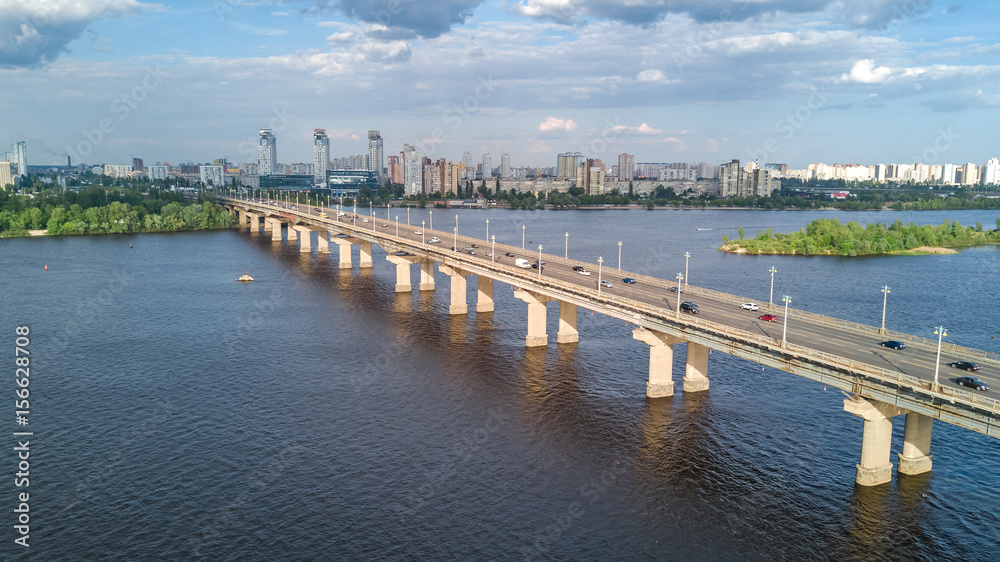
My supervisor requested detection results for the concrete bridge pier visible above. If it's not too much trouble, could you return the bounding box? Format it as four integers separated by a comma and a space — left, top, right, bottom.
844, 397, 897, 486
263, 216, 273, 234
234, 208, 244, 228
247, 212, 261, 233
330, 237, 353, 269
292, 225, 312, 253
898, 412, 933, 476
287, 223, 298, 242
514, 289, 552, 347
419, 260, 436, 291
316, 229, 330, 254
683, 342, 710, 393
359, 243, 373, 269
557, 301, 578, 343
633, 328, 683, 398
438, 264, 469, 314
267, 219, 283, 241
386, 254, 416, 292
476, 276, 494, 313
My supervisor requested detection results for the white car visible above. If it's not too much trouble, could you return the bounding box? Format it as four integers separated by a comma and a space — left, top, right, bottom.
740, 302, 759, 311
600, 280, 613, 288
337, 212, 345, 216
414, 231, 422, 235
578, 270, 591, 276
362, 218, 369, 223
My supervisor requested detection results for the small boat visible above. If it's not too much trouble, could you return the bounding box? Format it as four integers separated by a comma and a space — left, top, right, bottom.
236, 269, 254, 282
695, 228, 713, 231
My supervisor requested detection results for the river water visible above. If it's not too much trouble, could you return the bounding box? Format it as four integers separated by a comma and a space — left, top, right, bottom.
2, 208, 999, 560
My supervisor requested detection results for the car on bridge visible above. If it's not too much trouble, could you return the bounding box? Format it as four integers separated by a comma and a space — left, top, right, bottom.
758, 314, 778, 322
578, 269, 591, 276
880, 340, 906, 350
949, 361, 981, 372
600, 280, 613, 288
621, 277, 636, 284
668, 286, 683, 293
414, 230, 422, 235
428, 237, 441, 243
381, 222, 388, 227
740, 302, 759, 311
956, 376, 989, 391
680, 301, 699, 314
505, 252, 515, 257
572, 266, 585, 271
362, 218, 369, 223
467, 249, 476, 255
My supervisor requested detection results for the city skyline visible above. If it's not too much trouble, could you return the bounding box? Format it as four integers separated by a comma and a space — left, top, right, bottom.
1, 1, 998, 168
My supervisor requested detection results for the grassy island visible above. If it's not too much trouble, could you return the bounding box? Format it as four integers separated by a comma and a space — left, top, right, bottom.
720, 218, 1000, 256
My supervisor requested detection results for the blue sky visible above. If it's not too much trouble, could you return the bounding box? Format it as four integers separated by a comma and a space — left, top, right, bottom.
1, 0, 998, 169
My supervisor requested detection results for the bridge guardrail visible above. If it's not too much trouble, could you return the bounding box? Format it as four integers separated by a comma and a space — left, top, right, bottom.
226, 198, 1000, 415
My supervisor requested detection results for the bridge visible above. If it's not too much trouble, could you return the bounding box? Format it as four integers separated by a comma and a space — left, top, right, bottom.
221, 196, 1000, 487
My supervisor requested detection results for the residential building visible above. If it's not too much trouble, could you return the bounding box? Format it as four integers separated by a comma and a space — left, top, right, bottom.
314, 129, 329, 186
368, 130, 384, 185
259, 129, 277, 175
719, 159, 741, 197
403, 144, 422, 196
0, 161, 14, 189
103, 164, 133, 178
387, 155, 402, 184
132, 157, 144, 173
13, 141, 26, 176
617, 153, 634, 181
982, 158, 1000, 186
961, 162, 978, 185
482, 152, 492, 179
200, 165, 225, 187
500, 152, 511, 179
148, 165, 169, 180
556, 152, 583, 178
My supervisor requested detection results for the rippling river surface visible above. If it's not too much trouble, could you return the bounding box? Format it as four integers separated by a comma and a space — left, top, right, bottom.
2, 208, 999, 560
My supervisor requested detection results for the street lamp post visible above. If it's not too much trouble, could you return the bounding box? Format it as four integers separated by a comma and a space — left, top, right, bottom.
395, 215, 399, 237
429, 210, 433, 230
618, 241, 623, 271
880, 285, 891, 335
522, 225, 526, 249
455, 214, 459, 232
684, 251, 691, 287
768, 266, 777, 309
421, 221, 425, 245
598, 257, 604, 292
675, 273, 684, 316
933, 326, 947, 391
454, 227, 458, 251
407, 207, 410, 225
565, 232, 569, 259
781, 295, 792, 347
486, 219, 489, 241
491, 235, 496, 262
538, 245, 543, 279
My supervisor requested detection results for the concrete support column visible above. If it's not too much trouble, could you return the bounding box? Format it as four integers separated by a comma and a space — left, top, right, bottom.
476, 276, 494, 313
287, 224, 298, 242
269, 219, 283, 241
236, 209, 246, 228
330, 237, 353, 269
419, 260, 436, 291
439, 264, 469, 315
633, 328, 683, 398
263, 217, 273, 233
556, 301, 579, 344
292, 226, 311, 253
247, 213, 260, 233
316, 230, 330, 254
683, 342, 710, 393
359, 243, 373, 268
844, 397, 897, 486
513, 289, 552, 347
898, 412, 933, 476
385, 255, 414, 293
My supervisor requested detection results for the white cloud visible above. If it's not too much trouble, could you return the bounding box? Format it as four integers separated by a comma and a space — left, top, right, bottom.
636, 69, 666, 82
842, 58, 892, 83
538, 116, 577, 132
607, 122, 663, 135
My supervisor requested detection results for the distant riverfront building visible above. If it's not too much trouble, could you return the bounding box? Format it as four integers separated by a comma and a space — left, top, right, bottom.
259, 129, 277, 175
368, 130, 384, 185
314, 129, 329, 186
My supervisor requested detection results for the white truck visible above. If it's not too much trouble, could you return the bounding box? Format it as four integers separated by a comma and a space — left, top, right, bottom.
515, 258, 531, 269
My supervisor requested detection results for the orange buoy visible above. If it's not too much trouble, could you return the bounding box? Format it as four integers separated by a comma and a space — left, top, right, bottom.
45, 265, 48, 271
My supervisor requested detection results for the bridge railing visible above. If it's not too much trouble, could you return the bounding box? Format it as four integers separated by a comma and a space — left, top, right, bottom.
227, 198, 1000, 414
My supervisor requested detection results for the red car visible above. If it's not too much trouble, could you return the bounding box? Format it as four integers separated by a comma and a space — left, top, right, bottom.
758, 314, 779, 322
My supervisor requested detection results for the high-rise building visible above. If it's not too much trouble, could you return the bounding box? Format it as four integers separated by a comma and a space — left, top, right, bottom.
0, 161, 14, 189
259, 129, 277, 175
103, 164, 133, 178
368, 130, 384, 185
132, 157, 144, 172
482, 152, 493, 179
200, 165, 225, 187
313, 129, 330, 186
500, 153, 511, 179
403, 144, 423, 195
719, 159, 741, 198
557, 152, 583, 178
387, 155, 402, 184
462, 151, 473, 178
14, 142, 27, 176
982, 158, 1000, 186
148, 165, 169, 180
961, 162, 978, 185
617, 153, 634, 181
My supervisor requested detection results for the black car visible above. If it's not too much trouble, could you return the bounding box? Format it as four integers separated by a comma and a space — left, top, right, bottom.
680, 301, 699, 314
531, 263, 544, 270
572, 266, 584, 271
949, 361, 981, 372
505, 252, 515, 257
956, 376, 989, 391
880, 340, 906, 350
668, 286, 684, 293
